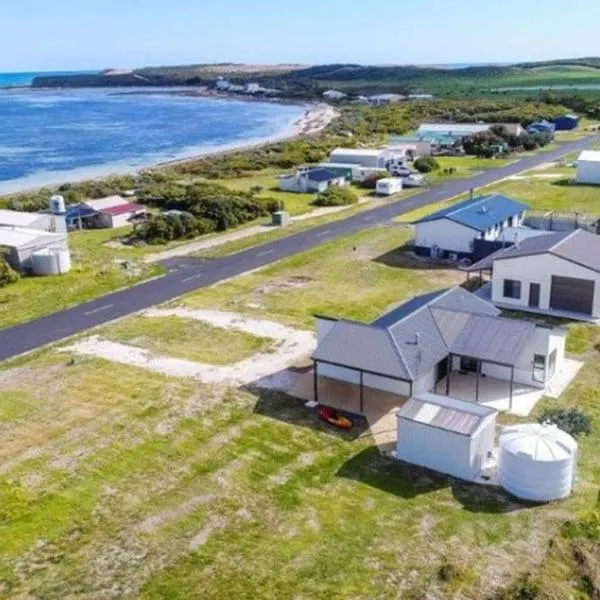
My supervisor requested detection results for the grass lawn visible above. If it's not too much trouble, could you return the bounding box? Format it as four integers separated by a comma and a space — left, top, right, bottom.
183, 226, 465, 329
98, 315, 273, 364
1, 220, 600, 597
215, 169, 318, 216
0, 228, 164, 330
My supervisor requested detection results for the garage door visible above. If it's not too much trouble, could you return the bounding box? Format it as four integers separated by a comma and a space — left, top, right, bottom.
550, 275, 595, 315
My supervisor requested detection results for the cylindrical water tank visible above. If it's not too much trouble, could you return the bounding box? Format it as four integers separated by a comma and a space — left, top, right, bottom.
48, 195, 66, 215
31, 247, 72, 276
498, 423, 577, 502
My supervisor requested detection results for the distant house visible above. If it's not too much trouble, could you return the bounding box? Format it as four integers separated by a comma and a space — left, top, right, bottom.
215, 77, 231, 91
554, 114, 579, 131
417, 123, 492, 138
412, 194, 528, 260
246, 83, 261, 94
576, 150, 600, 185
407, 93, 434, 100
469, 229, 600, 321
312, 286, 568, 412
278, 168, 347, 194
527, 120, 556, 135
84, 196, 146, 228
367, 93, 404, 105
322, 90, 347, 101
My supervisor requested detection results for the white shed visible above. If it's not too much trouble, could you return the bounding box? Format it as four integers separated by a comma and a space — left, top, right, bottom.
396, 393, 497, 481
0, 226, 69, 272
376, 178, 403, 196
329, 148, 389, 169
576, 150, 600, 185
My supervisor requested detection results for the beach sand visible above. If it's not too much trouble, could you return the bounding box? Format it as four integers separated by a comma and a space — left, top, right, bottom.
0, 102, 339, 196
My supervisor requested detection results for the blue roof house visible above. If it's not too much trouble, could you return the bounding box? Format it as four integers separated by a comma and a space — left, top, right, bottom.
527, 120, 556, 135
553, 114, 579, 131
412, 194, 528, 260
64, 204, 99, 229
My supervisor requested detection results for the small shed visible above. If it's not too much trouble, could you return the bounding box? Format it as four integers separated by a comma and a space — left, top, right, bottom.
576, 150, 600, 185
376, 177, 403, 196
396, 393, 497, 481
553, 114, 579, 131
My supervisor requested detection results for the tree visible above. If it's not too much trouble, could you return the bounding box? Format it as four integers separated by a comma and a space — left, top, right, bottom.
414, 156, 439, 173
538, 407, 591, 438
313, 185, 358, 207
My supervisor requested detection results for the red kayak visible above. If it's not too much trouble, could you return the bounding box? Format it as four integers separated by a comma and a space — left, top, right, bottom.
319, 406, 352, 430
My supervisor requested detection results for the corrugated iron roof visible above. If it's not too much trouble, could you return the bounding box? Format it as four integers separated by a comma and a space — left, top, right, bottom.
413, 194, 528, 232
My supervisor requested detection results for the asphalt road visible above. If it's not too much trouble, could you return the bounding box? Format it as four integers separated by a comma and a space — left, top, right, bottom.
1, 134, 599, 362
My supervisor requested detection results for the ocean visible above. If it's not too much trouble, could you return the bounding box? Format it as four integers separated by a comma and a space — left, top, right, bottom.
0, 88, 305, 194
0, 71, 98, 87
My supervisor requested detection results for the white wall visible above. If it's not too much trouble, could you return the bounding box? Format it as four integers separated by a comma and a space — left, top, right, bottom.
491, 253, 600, 317
397, 417, 495, 481
329, 151, 387, 168
414, 219, 478, 254
363, 373, 411, 396
577, 161, 600, 185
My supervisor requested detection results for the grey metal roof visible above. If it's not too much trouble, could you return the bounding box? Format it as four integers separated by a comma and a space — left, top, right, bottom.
312, 321, 412, 380
399, 394, 496, 436
313, 287, 527, 381
449, 314, 536, 365
469, 229, 600, 273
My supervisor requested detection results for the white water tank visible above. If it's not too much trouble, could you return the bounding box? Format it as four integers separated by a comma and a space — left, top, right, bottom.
49, 195, 66, 214
498, 423, 577, 502
31, 247, 72, 276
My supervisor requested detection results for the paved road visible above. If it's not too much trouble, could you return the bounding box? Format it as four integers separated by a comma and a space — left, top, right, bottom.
1, 134, 599, 361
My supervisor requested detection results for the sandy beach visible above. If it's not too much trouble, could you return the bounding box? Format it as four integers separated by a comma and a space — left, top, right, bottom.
0, 100, 339, 196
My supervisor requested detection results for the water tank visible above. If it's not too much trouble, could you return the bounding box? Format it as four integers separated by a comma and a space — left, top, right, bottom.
31, 247, 71, 276
49, 195, 66, 215
498, 423, 577, 502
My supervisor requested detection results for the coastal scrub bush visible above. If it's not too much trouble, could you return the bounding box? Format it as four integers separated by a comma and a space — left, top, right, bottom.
313, 185, 358, 207
538, 407, 591, 437
135, 213, 215, 245
0, 252, 19, 288
190, 196, 268, 230
414, 156, 439, 173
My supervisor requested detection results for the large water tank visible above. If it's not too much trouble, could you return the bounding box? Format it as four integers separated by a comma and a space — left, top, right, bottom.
498, 423, 577, 502
48, 195, 66, 215
31, 247, 71, 276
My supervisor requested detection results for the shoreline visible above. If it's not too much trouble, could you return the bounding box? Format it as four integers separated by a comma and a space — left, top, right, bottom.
0, 95, 339, 196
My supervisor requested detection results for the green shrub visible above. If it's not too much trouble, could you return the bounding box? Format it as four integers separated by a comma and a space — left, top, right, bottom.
0, 252, 19, 288
313, 185, 358, 207
414, 156, 439, 173
135, 213, 215, 245
538, 407, 591, 437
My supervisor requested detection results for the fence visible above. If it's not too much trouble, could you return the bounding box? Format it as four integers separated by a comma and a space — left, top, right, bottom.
524, 211, 597, 233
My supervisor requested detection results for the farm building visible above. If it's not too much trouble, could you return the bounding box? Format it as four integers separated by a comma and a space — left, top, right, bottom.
0, 209, 65, 234
412, 194, 528, 260
553, 114, 579, 131
279, 168, 347, 194
396, 393, 497, 481
312, 286, 569, 414
0, 226, 69, 272
469, 229, 600, 321
329, 148, 390, 169
576, 150, 600, 185
375, 177, 403, 196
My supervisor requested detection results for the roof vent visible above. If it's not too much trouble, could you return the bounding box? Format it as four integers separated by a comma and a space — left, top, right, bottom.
479, 206, 489, 214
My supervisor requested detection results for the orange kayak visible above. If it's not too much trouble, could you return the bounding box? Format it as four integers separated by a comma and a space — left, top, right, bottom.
319, 406, 352, 430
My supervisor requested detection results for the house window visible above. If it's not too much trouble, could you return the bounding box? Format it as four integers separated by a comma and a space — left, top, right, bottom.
533, 354, 546, 383
548, 349, 557, 378
503, 279, 521, 299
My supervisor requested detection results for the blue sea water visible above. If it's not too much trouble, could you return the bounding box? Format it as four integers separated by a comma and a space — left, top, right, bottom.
0, 71, 98, 87
0, 88, 305, 193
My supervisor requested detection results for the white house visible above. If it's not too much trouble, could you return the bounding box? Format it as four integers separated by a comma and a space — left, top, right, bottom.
279, 168, 347, 194
576, 150, 600, 185
215, 77, 231, 91
96, 203, 147, 228
322, 90, 347, 101
246, 83, 261, 94
84, 195, 129, 212
412, 194, 528, 260
312, 287, 568, 414
396, 393, 497, 481
375, 177, 403, 196
469, 229, 600, 321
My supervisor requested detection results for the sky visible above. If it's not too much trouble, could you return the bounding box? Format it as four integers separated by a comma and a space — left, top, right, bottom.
2, 0, 600, 72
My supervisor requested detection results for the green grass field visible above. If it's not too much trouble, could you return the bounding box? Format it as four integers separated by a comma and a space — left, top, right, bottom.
1, 222, 600, 598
